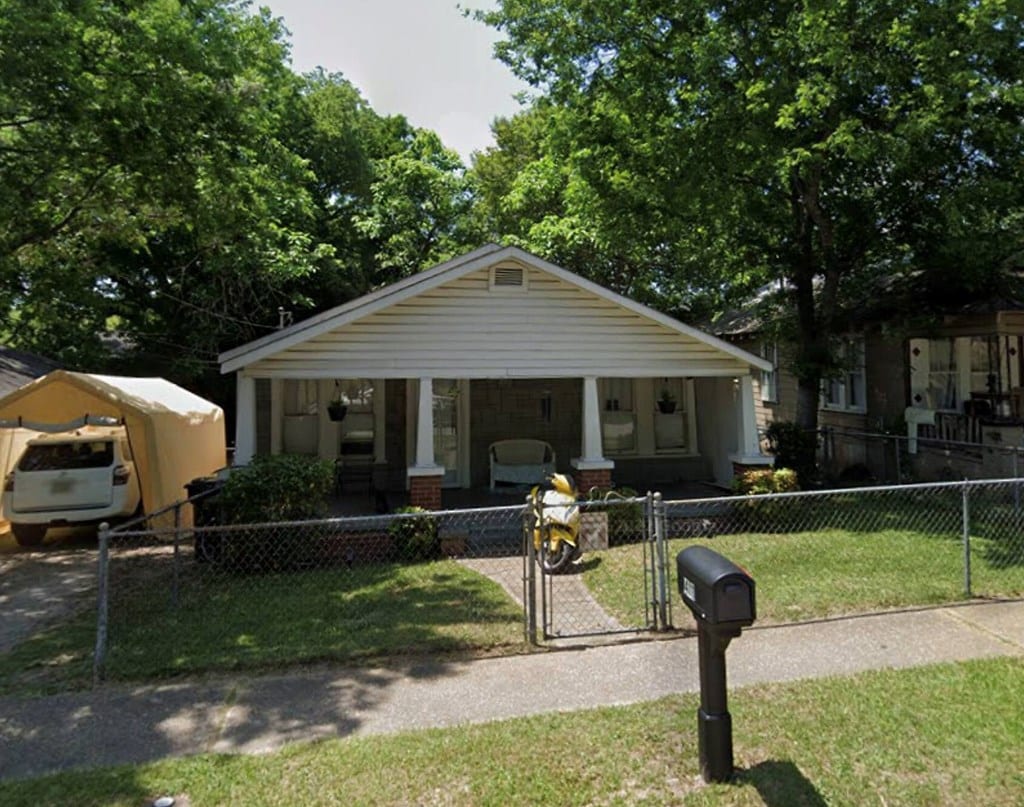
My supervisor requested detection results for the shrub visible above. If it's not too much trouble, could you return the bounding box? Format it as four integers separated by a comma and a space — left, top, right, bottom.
732, 468, 803, 532
211, 454, 334, 572
732, 467, 800, 495
587, 486, 644, 546
764, 421, 818, 485
388, 506, 439, 562
218, 454, 334, 523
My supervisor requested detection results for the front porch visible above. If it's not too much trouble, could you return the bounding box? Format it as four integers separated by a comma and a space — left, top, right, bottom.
238, 373, 768, 511
326, 477, 731, 517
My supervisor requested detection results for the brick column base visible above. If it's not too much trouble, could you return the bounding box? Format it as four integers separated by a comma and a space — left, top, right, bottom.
575, 467, 613, 495
409, 474, 443, 510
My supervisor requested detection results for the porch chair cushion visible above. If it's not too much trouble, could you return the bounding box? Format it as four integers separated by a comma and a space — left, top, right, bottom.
489, 439, 556, 490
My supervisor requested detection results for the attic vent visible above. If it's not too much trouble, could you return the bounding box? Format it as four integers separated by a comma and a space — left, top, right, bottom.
490, 264, 527, 292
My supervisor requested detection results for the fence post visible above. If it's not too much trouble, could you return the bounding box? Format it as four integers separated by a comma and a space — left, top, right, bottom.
93, 522, 110, 685
961, 481, 972, 598
894, 434, 902, 483
172, 502, 181, 609
653, 492, 669, 630
524, 495, 538, 645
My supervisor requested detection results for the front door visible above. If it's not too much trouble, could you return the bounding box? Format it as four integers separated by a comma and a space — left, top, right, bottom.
433, 378, 464, 487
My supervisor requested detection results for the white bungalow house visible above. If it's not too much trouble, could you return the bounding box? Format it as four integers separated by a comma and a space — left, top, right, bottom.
218, 245, 772, 509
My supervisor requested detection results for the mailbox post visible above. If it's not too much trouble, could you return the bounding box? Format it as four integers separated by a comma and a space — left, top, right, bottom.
677, 545, 756, 783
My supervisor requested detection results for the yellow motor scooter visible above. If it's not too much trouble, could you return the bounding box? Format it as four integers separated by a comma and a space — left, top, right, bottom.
529, 473, 581, 574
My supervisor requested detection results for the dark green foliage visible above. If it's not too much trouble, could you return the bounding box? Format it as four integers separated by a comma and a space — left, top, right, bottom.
218, 454, 334, 523
210, 455, 334, 572
388, 506, 440, 562
733, 468, 800, 496
765, 422, 819, 487
478, 0, 1024, 432
587, 486, 644, 546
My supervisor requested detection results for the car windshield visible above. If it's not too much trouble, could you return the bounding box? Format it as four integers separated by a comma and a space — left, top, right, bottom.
18, 441, 115, 471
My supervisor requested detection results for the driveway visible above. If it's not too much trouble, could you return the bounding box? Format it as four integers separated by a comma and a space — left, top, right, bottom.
0, 528, 98, 652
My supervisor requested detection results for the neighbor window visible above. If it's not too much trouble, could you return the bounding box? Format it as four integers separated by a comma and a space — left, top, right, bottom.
910, 335, 1023, 413
822, 338, 866, 412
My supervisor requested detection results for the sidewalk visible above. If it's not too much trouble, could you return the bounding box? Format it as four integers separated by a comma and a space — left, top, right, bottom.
1, 600, 1022, 781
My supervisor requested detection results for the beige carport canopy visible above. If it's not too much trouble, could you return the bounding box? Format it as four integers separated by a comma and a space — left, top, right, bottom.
0, 371, 225, 515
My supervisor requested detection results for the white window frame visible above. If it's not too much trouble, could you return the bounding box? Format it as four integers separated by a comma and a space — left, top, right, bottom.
821, 338, 867, 414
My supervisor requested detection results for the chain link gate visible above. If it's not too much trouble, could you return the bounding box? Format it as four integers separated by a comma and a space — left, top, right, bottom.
524, 491, 674, 641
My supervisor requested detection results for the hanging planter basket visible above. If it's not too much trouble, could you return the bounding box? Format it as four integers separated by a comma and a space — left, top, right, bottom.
657, 400, 677, 414
328, 403, 348, 422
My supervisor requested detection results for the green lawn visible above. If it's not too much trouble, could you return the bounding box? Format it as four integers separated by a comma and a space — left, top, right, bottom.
0, 560, 525, 695
584, 525, 1024, 628
2, 657, 1021, 805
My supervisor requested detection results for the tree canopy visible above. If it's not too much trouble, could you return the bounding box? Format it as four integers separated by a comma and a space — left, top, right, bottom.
0, 0, 479, 391
478, 0, 1024, 427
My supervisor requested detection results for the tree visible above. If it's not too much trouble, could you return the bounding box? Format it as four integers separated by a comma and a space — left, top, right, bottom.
0, 0, 326, 377
354, 129, 482, 283
480, 0, 1024, 429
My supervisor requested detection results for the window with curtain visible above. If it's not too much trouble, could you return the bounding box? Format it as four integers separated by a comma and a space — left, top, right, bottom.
599, 378, 636, 453
655, 377, 689, 451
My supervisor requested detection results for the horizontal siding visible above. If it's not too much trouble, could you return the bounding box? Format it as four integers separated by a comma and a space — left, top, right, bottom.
251, 265, 754, 378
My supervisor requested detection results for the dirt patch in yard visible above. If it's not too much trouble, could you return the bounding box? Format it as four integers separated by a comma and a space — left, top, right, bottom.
0, 527, 98, 653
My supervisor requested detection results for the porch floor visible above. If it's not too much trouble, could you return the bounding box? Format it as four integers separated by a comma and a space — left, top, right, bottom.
327, 480, 729, 517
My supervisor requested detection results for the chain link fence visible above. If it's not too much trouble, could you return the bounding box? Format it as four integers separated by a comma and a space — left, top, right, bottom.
819, 425, 1024, 484
662, 478, 1024, 624
94, 478, 1024, 683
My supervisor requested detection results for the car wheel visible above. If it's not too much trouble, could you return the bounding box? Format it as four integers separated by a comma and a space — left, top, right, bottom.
11, 523, 47, 547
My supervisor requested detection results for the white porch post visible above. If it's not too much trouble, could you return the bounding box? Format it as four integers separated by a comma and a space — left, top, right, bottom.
414, 376, 436, 468
373, 380, 386, 464
408, 377, 443, 510
572, 375, 614, 487
234, 373, 256, 466
729, 375, 772, 471
269, 379, 283, 454
580, 375, 604, 462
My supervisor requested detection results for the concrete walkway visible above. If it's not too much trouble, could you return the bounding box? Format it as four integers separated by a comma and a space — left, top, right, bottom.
1, 600, 1022, 781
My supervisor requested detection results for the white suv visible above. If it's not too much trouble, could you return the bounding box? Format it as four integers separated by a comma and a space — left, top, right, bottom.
2, 427, 142, 547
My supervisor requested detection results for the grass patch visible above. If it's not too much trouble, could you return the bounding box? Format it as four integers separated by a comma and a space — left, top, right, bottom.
584, 525, 1023, 628
0, 559, 525, 694
2, 657, 1021, 805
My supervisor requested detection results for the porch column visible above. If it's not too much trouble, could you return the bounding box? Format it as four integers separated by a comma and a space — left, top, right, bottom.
729, 375, 772, 478
269, 379, 283, 454
234, 373, 256, 466
572, 375, 614, 493
408, 376, 443, 509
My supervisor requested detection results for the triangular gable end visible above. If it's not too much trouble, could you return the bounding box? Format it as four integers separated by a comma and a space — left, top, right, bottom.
220, 246, 771, 377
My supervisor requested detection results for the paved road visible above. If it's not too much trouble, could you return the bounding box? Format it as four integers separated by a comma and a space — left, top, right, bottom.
1, 599, 1021, 781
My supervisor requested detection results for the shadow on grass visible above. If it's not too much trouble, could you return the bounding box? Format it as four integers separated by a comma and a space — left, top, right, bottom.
737, 759, 828, 806
102, 555, 526, 682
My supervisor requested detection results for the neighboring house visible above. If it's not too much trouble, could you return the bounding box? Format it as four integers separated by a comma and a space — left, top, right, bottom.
219, 245, 773, 509
0, 345, 61, 397
716, 298, 1024, 482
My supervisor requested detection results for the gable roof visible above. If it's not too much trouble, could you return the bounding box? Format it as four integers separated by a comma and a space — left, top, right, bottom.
0, 345, 61, 397
219, 244, 771, 375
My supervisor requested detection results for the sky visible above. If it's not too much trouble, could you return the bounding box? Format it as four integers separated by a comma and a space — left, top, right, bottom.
262, 0, 532, 161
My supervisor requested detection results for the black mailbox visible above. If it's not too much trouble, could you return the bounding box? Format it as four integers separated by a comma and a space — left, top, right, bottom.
676, 545, 757, 784
677, 545, 756, 630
